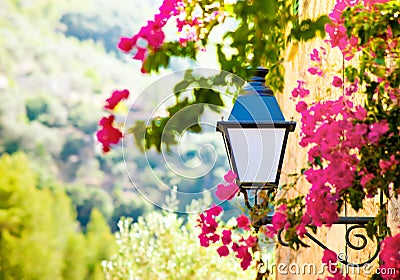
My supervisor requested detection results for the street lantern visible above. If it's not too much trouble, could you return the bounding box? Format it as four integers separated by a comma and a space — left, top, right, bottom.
215, 68, 381, 268
217, 67, 296, 189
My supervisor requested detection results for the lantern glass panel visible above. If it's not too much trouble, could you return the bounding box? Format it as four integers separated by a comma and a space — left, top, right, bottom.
227, 128, 286, 183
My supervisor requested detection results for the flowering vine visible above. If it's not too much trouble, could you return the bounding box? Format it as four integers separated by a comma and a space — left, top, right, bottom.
116, 0, 226, 73
197, 0, 399, 278
196, 202, 258, 271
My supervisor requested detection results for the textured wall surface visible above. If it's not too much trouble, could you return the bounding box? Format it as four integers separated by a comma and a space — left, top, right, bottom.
272, 1, 399, 279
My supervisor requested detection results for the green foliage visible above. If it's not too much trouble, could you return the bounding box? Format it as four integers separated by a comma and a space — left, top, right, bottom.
0, 153, 115, 279
103, 211, 256, 280
130, 70, 242, 153
129, 1, 328, 153
109, 188, 153, 232
142, 42, 198, 73
25, 93, 68, 127
62, 233, 88, 280
290, 16, 330, 41
86, 209, 115, 280
60, 13, 123, 53
68, 101, 102, 134
65, 184, 114, 230
60, 134, 85, 161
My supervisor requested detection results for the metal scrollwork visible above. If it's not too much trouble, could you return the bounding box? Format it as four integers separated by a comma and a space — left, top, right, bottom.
337, 225, 380, 267
277, 228, 290, 247
270, 217, 381, 267
345, 225, 368, 250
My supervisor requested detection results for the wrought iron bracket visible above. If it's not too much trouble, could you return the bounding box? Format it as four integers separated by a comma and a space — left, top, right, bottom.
257, 216, 380, 267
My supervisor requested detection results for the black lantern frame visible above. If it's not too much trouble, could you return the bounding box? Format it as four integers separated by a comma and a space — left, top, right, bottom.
217, 121, 295, 189
216, 67, 296, 189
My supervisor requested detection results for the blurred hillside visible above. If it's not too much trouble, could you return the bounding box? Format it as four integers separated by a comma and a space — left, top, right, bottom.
0, 0, 234, 230
0, 0, 161, 229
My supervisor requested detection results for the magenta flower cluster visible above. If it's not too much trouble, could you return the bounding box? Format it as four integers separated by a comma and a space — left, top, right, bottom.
326, 0, 390, 60
117, 0, 183, 72
197, 204, 222, 248
319, 250, 351, 280
264, 204, 290, 238
97, 89, 130, 153
380, 233, 400, 280
116, 0, 225, 72
197, 201, 256, 270
215, 170, 239, 201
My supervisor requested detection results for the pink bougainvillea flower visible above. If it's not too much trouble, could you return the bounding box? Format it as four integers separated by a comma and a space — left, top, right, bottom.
272, 211, 290, 230
322, 249, 339, 275
198, 234, 211, 247
244, 235, 257, 247
310, 48, 321, 62
296, 101, 308, 113
236, 214, 251, 231
322, 249, 337, 264
345, 79, 359, 96
215, 182, 239, 201
306, 189, 339, 227
117, 36, 137, 52
307, 67, 323, 76
133, 47, 147, 61
140, 20, 165, 49
264, 225, 277, 238
354, 106, 367, 120
264, 204, 291, 237
96, 115, 123, 153
368, 121, 389, 143
232, 243, 253, 270
176, 18, 186, 32
205, 204, 223, 217
296, 214, 311, 237
325, 24, 348, 51
359, 171, 375, 187
223, 170, 237, 183
240, 254, 252, 270
379, 233, 400, 279
291, 80, 310, 98
197, 204, 223, 247
221, 229, 232, 245
332, 76, 343, 88
105, 89, 130, 110
217, 245, 230, 257
379, 155, 399, 174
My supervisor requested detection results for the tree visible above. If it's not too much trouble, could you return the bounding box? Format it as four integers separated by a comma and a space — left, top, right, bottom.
0, 153, 76, 279
65, 184, 114, 230
0, 153, 116, 279
86, 208, 115, 280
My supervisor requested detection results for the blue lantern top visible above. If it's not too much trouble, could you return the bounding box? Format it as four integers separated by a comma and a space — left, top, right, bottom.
228, 67, 287, 124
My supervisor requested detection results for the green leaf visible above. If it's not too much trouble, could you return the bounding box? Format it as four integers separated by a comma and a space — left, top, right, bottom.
129, 121, 146, 152
347, 188, 365, 211
167, 98, 191, 116
173, 80, 191, 96
261, 0, 278, 18
194, 88, 224, 107
365, 221, 376, 240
